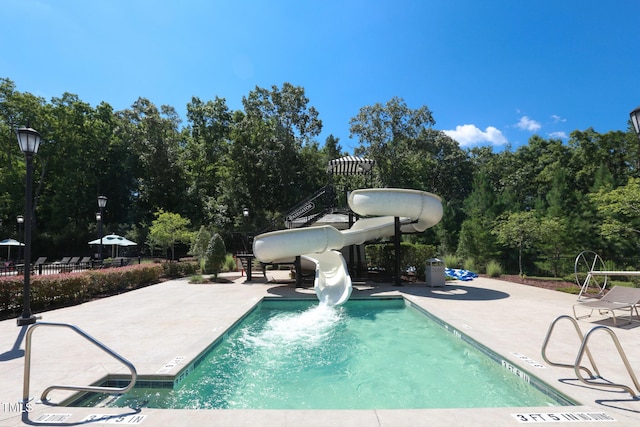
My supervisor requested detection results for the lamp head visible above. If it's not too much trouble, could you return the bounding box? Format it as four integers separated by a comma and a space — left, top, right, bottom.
16, 127, 42, 155
630, 106, 640, 135
98, 195, 107, 208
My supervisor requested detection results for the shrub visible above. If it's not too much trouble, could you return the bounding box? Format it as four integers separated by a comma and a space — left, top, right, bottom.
0, 263, 164, 320
88, 263, 163, 295
442, 254, 459, 269
205, 233, 226, 278
162, 260, 198, 278
486, 260, 503, 277
224, 254, 237, 272
462, 258, 476, 272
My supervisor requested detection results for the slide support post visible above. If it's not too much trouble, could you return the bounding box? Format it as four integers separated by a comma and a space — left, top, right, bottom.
394, 216, 402, 287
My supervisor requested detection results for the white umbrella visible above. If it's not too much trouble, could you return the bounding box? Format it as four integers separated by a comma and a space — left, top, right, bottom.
0, 238, 25, 260
88, 234, 137, 258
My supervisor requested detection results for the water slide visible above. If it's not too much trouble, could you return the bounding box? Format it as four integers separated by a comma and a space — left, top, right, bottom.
252, 188, 443, 305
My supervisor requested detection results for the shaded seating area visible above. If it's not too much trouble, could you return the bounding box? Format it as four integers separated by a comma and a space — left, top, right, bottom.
573, 286, 640, 326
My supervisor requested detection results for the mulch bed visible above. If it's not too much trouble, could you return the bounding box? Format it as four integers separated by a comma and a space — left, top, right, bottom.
488, 274, 577, 292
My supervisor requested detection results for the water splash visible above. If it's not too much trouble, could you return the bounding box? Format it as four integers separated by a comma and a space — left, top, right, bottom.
241, 303, 344, 351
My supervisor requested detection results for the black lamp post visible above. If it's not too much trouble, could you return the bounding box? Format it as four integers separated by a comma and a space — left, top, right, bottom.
97, 196, 107, 261
17, 215, 24, 262
630, 106, 640, 172
242, 207, 249, 252
16, 126, 42, 326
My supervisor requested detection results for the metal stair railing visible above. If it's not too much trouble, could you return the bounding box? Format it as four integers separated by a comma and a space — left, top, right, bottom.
22, 322, 137, 407
574, 325, 640, 398
541, 315, 640, 399
541, 315, 600, 378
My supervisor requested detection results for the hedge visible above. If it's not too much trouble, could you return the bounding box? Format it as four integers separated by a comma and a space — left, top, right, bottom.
0, 262, 170, 321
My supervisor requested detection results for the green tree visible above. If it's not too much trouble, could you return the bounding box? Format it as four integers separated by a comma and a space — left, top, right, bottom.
190, 225, 213, 271
590, 177, 640, 246
349, 96, 435, 187
205, 233, 226, 277
456, 171, 499, 267
117, 98, 188, 219
182, 96, 232, 225
148, 209, 193, 260
492, 210, 543, 277
222, 83, 325, 231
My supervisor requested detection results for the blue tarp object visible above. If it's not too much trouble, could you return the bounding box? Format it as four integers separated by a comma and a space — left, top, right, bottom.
445, 268, 478, 281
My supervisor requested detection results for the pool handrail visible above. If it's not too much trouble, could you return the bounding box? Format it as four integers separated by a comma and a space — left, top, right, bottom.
541, 315, 600, 378
574, 325, 640, 399
542, 315, 640, 399
22, 321, 138, 407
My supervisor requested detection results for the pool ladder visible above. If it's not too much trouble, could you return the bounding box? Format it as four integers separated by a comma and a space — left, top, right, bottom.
22, 321, 138, 408
541, 315, 640, 399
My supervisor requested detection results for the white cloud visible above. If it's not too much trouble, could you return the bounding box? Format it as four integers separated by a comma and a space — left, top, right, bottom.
550, 114, 566, 123
516, 116, 541, 132
443, 124, 508, 147
548, 131, 568, 139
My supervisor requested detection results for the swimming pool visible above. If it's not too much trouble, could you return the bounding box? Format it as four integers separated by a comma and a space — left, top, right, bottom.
73, 298, 574, 410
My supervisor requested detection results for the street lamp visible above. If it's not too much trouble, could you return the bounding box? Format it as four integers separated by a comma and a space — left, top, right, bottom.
97, 195, 107, 261
630, 106, 640, 172
16, 126, 42, 326
16, 215, 24, 261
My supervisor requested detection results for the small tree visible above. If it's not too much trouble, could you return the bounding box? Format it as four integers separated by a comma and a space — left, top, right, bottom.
148, 209, 193, 260
591, 177, 640, 239
492, 210, 542, 277
191, 226, 213, 272
205, 233, 226, 278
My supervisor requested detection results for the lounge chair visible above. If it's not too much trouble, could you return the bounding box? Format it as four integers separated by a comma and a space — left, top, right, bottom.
573, 286, 640, 326
69, 256, 80, 264
58, 257, 71, 264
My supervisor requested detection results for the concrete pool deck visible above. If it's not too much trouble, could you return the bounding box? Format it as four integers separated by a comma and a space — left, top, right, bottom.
1, 271, 639, 426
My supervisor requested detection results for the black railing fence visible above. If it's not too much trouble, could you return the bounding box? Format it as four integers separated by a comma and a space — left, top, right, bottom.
1, 257, 139, 277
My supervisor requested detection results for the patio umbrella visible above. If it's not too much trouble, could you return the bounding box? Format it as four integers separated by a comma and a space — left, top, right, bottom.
88, 234, 137, 257
0, 238, 25, 260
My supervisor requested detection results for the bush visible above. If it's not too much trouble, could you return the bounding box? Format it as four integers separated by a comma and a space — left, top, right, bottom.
224, 254, 237, 272
463, 258, 477, 272
162, 260, 198, 278
486, 260, 503, 277
88, 263, 163, 294
0, 263, 164, 320
205, 233, 226, 278
443, 254, 459, 269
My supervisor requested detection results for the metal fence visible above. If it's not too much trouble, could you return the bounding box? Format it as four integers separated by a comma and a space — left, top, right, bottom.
1, 257, 139, 277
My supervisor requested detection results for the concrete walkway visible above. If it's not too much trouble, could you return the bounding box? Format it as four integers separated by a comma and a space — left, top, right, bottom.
1, 272, 639, 426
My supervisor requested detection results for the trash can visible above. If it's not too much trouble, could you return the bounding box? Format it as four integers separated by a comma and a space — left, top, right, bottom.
425, 258, 445, 287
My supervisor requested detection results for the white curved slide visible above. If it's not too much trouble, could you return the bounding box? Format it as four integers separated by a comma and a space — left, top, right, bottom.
253, 188, 443, 305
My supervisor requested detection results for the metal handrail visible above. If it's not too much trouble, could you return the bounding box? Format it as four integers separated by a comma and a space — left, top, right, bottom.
574, 325, 640, 399
22, 322, 137, 405
541, 315, 600, 378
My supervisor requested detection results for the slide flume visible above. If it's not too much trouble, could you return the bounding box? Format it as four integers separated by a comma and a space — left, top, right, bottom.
253, 188, 443, 305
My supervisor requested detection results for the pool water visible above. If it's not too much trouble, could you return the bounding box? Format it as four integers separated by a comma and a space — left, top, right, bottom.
77, 299, 571, 410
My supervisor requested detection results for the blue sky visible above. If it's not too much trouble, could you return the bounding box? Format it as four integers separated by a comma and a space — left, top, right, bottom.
2, 0, 639, 153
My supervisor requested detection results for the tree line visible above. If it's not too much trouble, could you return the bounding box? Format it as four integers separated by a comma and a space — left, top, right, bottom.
1, 77, 638, 276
